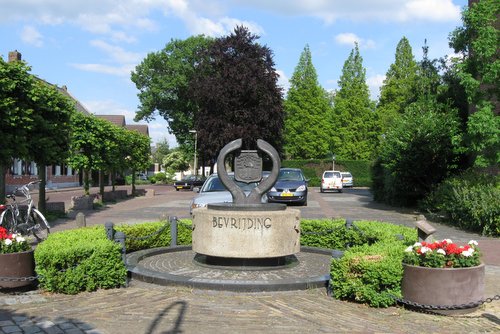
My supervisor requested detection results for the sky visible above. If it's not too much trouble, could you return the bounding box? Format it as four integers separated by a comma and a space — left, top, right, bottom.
1, 0, 468, 147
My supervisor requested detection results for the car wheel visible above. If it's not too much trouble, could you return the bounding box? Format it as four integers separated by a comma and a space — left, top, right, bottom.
339, 189, 343, 193
175, 188, 179, 191
320, 187, 324, 193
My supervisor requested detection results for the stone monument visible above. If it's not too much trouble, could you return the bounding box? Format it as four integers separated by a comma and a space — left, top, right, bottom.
192, 138, 301, 262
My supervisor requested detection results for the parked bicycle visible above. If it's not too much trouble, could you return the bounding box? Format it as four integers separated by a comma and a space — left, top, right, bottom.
0, 180, 50, 242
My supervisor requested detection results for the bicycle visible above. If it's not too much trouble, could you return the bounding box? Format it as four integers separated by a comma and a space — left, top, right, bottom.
0, 180, 50, 242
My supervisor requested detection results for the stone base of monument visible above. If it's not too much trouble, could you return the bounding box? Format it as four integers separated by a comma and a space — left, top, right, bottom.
192, 206, 300, 259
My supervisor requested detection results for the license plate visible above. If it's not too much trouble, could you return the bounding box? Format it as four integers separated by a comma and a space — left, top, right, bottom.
281, 192, 293, 197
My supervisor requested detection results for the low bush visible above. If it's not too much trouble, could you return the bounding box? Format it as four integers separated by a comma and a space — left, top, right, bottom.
34, 227, 127, 294
115, 220, 192, 252
300, 219, 416, 307
421, 171, 500, 236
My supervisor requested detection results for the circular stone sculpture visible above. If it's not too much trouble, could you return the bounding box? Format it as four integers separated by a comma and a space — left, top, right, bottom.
192, 206, 300, 258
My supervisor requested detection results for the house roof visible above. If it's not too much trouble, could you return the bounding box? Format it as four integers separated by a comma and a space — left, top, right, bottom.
126, 124, 150, 136
95, 115, 126, 127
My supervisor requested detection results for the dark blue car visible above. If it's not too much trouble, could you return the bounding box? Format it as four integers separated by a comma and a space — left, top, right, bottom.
267, 168, 308, 206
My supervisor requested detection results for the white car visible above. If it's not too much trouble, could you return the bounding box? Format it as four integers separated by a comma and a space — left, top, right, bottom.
341, 172, 354, 187
320, 171, 343, 193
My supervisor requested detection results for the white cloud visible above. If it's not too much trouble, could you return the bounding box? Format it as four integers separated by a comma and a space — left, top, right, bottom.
367, 74, 386, 99
71, 63, 134, 77
335, 33, 375, 49
90, 40, 142, 64
276, 69, 290, 93
226, 0, 461, 23
21, 25, 43, 47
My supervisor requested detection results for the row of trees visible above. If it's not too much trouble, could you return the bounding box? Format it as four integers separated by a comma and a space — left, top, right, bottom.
1, 58, 151, 211
132, 1, 497, 212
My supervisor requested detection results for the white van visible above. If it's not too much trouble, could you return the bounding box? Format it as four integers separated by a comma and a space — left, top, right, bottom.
320, 171, 343, 193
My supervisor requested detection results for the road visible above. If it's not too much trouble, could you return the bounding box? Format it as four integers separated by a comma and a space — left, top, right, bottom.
43, 184, 492, 245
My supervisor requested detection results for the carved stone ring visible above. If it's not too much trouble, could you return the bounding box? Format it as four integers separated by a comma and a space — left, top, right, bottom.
216, 138, 280, 205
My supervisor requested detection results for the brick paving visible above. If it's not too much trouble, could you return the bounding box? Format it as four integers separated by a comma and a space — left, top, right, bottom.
0, 185, 498, 333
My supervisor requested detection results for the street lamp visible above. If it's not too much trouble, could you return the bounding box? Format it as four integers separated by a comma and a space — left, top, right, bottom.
189, 130, 197, 176
332, 153, 336, 171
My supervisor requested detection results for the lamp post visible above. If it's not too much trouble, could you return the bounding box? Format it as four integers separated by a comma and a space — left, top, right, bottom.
189, 130, 197, 176
332, 153, 336, 171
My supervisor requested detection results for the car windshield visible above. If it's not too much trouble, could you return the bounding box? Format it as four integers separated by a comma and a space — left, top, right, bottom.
324, 172, 340, 178
201, 175, 258, 192
342, 173, 352, 178
278, 170, 304, 181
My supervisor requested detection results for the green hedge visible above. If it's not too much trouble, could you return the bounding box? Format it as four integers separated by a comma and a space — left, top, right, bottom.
115, 220, 192, 252
301, 219, 416, 307
34, 227, 127, 294
35, 218, 416, 306
282, 159, 372, 187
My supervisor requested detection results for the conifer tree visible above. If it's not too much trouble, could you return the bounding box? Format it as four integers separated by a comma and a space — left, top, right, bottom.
332, 43, 378, 160
377, 37, 418, 133
284, 45, 331, 159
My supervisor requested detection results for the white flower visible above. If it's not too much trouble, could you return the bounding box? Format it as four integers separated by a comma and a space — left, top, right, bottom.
443, 239, 453, 244
468, 240, 478, 246
462, 249, 473, 257
15, 236, 25, 243
437, 249, 446, 255
405, 246, 414, 253
413, 242, 422, 247
11, 233, 18, 238
420, 246, 432, 254
4, 239, 12, 246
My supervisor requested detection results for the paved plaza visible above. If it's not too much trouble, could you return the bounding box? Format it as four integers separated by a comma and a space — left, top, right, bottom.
1, 184, 499, 333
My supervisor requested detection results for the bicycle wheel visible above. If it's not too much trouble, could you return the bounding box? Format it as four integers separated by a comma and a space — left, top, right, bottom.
0, 208, 17, 233
28, 209, 50, 241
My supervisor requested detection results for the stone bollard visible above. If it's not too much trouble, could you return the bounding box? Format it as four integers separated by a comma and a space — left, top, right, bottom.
170, 216, 178, 247
75, 212, 86, 228
105, 222, 115, 240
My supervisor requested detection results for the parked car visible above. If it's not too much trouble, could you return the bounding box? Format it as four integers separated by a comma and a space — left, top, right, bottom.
136, 173, 148, 181
174, 175, 206, 191
267, 168, 308, 206
190, 172, 268, 214
320, 171, 343, 193
341, 172, 354, 188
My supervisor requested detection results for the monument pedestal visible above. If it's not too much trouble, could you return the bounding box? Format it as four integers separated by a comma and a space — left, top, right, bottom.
192, 207, 301, 258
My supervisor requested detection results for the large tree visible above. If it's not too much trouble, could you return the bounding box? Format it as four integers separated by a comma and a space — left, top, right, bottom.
377, 37, 418, 133
28, 80, 75, 212
190, 26, 284, 165
449, 0, 499, 167
0, 58, 34, 202
332, 43, 378, 160
284, 45, 332, 159
131, 35, 213, 148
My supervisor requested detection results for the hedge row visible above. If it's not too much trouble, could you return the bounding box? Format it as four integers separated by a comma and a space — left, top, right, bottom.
34, 218, 416, 307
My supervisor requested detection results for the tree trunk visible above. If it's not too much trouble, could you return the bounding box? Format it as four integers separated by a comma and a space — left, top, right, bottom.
99, 169, 105, 198
38, 165, 47, 213
0, 165, 6, 204
131, 169, 136, 195
83, 169, 90, 195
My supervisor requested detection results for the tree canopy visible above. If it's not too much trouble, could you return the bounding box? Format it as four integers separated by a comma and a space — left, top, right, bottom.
190, 26, 284, 162
283, 45, 332, 159
377, 37, 418, 133
131, 35, 213, 148
332, 43, 378, 160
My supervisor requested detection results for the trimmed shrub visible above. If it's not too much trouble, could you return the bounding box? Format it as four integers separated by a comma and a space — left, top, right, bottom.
34, 227, 127, 294
300, 219, 416, 307
116, 220, 193, 252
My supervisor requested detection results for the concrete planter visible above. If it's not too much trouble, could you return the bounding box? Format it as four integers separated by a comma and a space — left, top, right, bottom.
0, 249, 36, 289
401, 263, 485, 315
